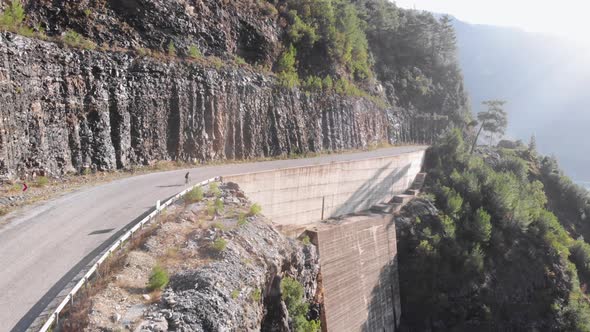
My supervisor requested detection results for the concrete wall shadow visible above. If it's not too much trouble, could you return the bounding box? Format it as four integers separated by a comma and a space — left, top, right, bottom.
361, 217, 400, 332
330, 163, 411, 218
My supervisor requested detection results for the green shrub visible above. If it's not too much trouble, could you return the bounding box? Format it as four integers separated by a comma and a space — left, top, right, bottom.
211, 238, 227, 253
286, 10, 318, 46
167, 41, 176, 56
207, 201, 216, 216
34, 176, 49, 188
83, 8, 92, 17
435, 186, 463, 218
63, 30, 96, 50
278, 71, 300, 89
0, 0, 25, 29
303, 76, 323, 92
281, 277, 320, 331
470, 208, 492, 244
136, 47, 151, 57
209, 182, 221, 197
188, 44, 201, 59
237, 213, 248, 226
148, 266, 169, 291
234, 56, 247, 66
258, 0, 278, 16
214, 198, 224, 213
251, 288, 261, 302
322, 76, 334, 91
249, 203, 262, 216
231, 289, 240, 299
301, 235, 311, 245
185, 186, 204, 203
276, 44, 299, 88
17, 25, 33, 37
209, 56, 224, 69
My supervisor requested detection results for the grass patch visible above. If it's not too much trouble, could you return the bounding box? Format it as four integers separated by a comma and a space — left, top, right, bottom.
209, 182, 221, 197
214, 198, 224, 213
147, 265, 169, 291
209, 56, 224, 70
167, 40, 176, 56
234, 56, 247, 66
207, 201, 216, 217
154, 160, 175, 171
0, 1, 24, 30
8, 182, 22, 193
135, 47, 151, 57
248, 203, 262, 216
63, 30, 96, 50
237, 213, 248, 227
188, 45, 202, 59
34, 176, 49, 188
211, 238, 227, 253
301, 235, 311, 245
185, 186, 204, 203
251, 288, 261, 302
231, 289, 240, 299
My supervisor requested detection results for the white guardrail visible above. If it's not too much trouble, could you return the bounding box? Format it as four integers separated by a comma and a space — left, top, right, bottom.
38, 176, 220, 332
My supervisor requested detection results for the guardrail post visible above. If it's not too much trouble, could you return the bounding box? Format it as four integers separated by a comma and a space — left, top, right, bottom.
156, 200, 160, 210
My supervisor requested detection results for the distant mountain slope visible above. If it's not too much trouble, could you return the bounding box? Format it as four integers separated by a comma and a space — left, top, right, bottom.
451, 17, 590, 180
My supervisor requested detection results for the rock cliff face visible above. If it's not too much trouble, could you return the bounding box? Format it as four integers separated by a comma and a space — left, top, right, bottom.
19, 0, 282, 64
0, 33, 388, 178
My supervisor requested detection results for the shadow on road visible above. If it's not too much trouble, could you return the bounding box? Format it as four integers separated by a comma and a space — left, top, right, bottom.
87, 228, 115, 236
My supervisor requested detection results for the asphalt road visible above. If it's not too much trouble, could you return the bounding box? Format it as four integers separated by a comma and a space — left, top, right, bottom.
0, 146, 426, 331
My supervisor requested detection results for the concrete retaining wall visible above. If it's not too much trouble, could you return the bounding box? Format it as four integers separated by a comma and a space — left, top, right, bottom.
222, 150, 425, 226
307, 212, 401, 332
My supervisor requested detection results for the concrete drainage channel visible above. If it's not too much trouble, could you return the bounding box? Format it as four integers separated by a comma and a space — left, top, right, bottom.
36, 177, 220, 332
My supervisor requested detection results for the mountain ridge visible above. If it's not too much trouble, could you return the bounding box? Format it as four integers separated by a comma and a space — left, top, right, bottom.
446, 14, 590, 180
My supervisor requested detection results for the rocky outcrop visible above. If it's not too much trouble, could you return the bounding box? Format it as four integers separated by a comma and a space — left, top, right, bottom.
21, 0, 281, 64
133, 182, 320, 331
0, 32, 389, 178
148, 222, 319, 331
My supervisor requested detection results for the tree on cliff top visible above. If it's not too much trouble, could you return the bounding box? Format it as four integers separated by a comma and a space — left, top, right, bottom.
470, 100, 508, 153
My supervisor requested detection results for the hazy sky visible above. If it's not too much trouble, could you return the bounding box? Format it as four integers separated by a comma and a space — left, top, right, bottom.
395, 0, 590, 46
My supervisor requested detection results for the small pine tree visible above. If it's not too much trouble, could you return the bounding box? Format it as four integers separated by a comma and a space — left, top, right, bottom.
528, 135, 537, 152
148, 266, 169, 290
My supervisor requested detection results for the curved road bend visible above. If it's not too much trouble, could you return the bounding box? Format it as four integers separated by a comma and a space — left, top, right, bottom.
0, 146, 426, 331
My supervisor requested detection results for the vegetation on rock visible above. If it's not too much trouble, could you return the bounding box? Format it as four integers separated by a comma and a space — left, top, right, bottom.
148, 265, 169, 291
398, 128, 590, 330
281, 277, 321, 332
185, 187, 204, 203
